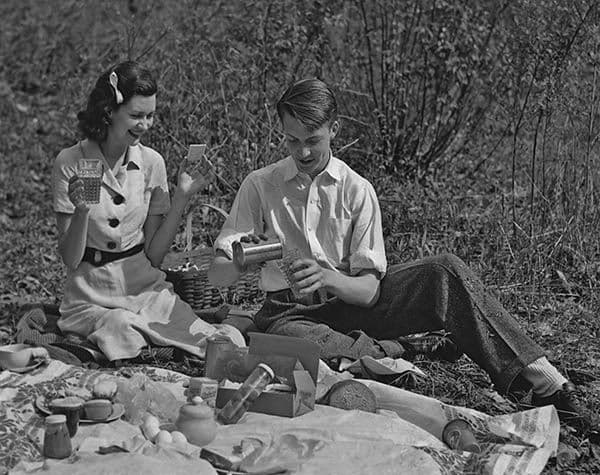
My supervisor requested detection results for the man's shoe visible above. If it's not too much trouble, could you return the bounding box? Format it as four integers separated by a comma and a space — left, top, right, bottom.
531, 381, 599, 441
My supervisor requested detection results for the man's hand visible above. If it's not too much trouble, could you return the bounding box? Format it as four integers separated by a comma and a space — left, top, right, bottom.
286, 258, 381, 307
239, 233, 269, 245
289, 257, 327, 295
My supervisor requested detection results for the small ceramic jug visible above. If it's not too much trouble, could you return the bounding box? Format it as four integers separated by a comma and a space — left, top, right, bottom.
175, 397, 217, 447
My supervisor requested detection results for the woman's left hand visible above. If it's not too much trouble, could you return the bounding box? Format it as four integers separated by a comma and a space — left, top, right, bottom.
175, 157, 212, 200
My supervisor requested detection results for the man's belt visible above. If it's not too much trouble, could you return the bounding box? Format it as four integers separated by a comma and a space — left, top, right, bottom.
82, 243, 145, 267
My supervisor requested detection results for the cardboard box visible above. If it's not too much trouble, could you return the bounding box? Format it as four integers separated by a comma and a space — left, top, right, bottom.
214, 332, 319, 418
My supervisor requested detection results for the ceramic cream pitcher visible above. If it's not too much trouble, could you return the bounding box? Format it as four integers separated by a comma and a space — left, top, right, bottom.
175, 396, 217, 447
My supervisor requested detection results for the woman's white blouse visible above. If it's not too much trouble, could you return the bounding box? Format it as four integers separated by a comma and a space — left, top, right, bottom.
52, 139, 170, 252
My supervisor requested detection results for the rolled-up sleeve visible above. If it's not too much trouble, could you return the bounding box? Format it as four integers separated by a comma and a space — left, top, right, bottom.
214, 174, 264, 259
147, 154, 170, 215
52, 151, 76, 214
348, 181, 387, 278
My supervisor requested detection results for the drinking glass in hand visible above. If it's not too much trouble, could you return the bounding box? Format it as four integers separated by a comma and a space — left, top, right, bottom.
77, 159, 103, 204
276, 248, 303, 299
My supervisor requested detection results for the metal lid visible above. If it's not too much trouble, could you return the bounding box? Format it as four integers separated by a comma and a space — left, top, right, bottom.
45, 414, 66, 424
179, 400, 214, 419
257, 363, 275, 379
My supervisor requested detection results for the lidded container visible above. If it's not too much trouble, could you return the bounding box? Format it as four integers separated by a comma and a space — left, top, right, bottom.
175, 397, 218, 447
43, 414, 72, 459
216, 363, 275, 425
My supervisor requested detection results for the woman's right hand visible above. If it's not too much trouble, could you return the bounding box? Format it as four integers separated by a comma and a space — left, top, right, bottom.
67, 175, 90, 211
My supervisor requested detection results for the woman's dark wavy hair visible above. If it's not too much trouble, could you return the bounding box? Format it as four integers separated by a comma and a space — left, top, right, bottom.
276, 78, 338, 131
77, 61, 157, 142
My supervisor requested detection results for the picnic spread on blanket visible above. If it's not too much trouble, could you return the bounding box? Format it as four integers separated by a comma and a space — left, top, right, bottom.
0, 332, 560, 475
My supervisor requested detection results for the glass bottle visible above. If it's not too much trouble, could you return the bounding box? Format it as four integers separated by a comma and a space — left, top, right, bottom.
43, 414, 72, 459
216, 363, 274, 425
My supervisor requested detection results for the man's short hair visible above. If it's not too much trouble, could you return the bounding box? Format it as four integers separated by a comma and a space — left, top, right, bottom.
276, 78, 338, 131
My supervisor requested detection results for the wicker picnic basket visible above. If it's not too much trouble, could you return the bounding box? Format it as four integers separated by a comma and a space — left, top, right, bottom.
162, 204, 264, 312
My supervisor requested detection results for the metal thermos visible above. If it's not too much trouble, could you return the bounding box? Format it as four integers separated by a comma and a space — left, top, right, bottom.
232, 237, 283, 268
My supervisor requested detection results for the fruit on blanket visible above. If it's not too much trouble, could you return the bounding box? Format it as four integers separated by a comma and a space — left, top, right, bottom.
170, 431, 188, 445
155, 430, 173, 445
83, 399, 113, 420
142, 414, 160, 428
325, 380, 377, 413
141, 414, 161, 441
64, 386, 92, 401
92, 379, 118, 400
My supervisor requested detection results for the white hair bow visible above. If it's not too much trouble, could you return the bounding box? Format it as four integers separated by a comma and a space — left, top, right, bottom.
109, 71, 124, 104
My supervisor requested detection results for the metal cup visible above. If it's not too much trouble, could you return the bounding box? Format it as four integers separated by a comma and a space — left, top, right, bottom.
232, 237, 283, 269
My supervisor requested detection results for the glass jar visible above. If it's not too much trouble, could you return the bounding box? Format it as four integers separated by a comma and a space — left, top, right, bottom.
43, 414, 72, 459
216, 363, 274, 425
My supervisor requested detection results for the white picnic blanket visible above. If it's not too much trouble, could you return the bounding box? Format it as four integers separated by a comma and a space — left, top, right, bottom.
0, 359, 559, 475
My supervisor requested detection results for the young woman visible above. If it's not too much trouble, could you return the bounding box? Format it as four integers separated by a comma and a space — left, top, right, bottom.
52, 60, 243, 361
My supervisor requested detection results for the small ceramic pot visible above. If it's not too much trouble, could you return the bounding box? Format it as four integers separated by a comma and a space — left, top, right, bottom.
175, 400, 217, 447
83, 399, 113, 420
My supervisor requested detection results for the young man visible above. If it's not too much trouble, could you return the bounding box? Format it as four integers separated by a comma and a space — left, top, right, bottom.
208, 78, 597, 436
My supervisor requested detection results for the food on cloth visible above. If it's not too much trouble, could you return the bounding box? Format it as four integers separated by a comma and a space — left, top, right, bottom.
92, 379, 118, 400
170, 431, 188, 445
141, 414, 161, 442
155, 430, 173, 445
49, 396, 85, 413
324, 380, 377, 413
64, 386, 93, 401
83, 399, 113, 420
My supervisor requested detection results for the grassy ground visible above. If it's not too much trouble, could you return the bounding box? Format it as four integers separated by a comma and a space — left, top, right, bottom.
1, 1, 599, 473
